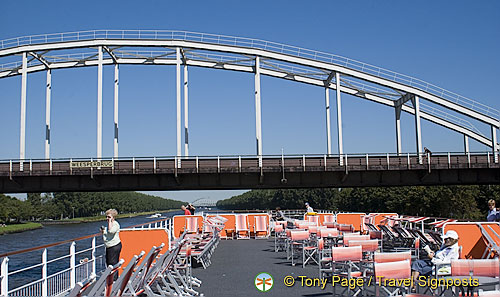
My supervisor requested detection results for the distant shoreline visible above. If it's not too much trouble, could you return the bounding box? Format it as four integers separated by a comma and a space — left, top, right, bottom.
38, 210, 176, 225
0, 222, 43, 235
0, 210, 176, 234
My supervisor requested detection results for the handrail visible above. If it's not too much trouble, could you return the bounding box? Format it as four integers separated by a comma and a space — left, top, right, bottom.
0, 151, 497, 163
0, 29, 497, 120
0, 217, 170, 258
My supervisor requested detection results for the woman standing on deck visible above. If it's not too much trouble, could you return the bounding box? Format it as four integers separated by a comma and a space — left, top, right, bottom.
101, 209, 122, 266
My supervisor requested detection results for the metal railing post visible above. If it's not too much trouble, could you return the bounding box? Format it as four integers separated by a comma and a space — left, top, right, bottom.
70, 242, 76, 289
42, 249, 48, 297
448, 152, 451, 169
1, 257, 8, 297
153, 157, 157, 174
168, 221, 172, 250
91, 237, 96, 275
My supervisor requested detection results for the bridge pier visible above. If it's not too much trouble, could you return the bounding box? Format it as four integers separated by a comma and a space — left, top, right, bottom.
492, 126, 499, 163
395, 105, 402, 155
19, 52, 28, 170
184, 64, 189, 157
335, 72, 343, 164
411, 95, 423, 164
255, 56, 263, 156
114, 64, 119, 158
464, 135, 469, 154
45, 69, 52, 160
325, 88, 332, 156
97, 46, 103, 160
176, 48, 182, 159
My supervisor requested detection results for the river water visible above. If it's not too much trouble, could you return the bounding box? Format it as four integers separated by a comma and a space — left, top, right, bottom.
0, 210, 183, 291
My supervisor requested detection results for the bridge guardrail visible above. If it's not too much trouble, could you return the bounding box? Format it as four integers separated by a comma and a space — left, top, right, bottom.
0, 152, 498, 177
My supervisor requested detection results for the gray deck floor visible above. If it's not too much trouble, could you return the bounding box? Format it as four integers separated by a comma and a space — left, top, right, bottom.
192, 239, 491, 297
194, 238, 330, 297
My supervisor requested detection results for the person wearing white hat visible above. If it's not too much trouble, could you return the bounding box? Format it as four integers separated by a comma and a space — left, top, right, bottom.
411, 230, 460, 290
305, 202, 314, 214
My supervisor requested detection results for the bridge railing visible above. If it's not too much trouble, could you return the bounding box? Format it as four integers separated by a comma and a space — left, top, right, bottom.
0, 152, 497, 177
0, 30, 497, 120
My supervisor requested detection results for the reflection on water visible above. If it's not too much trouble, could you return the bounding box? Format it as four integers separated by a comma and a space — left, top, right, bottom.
0, 210, 183, 290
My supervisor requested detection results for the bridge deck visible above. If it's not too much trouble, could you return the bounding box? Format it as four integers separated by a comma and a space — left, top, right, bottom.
0, 155, 498, 192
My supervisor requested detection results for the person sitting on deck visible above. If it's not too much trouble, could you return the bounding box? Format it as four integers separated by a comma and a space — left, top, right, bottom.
181, 205, 191, 215
487, 199, 500, 222
411, 230, 459, 289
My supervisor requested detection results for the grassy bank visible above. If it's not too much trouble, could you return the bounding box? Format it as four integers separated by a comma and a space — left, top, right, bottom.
0, 222, 43, 235
66, 210, 176, 223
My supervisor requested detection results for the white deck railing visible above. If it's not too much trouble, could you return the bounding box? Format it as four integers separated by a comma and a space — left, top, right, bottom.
0, 218, 172, 297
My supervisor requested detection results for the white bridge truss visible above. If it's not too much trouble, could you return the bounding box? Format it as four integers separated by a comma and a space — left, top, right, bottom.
0, 30, 498, 164
191, 198, 217, 207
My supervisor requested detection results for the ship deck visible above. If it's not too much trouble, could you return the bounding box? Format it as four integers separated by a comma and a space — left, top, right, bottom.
192, 238, 496, 297
194, 238, 324, 297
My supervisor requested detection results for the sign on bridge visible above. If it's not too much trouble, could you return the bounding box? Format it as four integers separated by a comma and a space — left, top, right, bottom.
70, 160, 114, 168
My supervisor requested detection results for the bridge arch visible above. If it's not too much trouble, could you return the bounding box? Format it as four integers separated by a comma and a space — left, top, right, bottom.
0, 30, 498, 162
191, 198, 217, 208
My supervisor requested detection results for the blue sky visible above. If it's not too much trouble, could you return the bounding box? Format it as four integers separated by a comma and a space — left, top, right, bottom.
0, 1, 499, 202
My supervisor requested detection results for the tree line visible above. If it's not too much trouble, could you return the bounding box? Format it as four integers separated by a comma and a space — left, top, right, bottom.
0, 192, 184, 223
216, 185, 500, 220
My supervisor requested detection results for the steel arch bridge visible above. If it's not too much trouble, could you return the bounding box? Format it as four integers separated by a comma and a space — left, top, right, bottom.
0, 30, 498, 163
191, 198, 217, 208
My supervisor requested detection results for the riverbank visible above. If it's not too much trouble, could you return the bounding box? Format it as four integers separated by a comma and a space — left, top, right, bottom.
0, 222, 43, 235
39, 210, 175, 224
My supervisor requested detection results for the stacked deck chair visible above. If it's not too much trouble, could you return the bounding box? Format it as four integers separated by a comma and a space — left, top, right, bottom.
73, 259, 124, 297
182, 218, 221, 269
145, 234, 205, 297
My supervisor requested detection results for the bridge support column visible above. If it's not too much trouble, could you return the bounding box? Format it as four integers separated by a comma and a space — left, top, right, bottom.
464, 135, 469, 154
335, 72, 344, 164
113, 64, 119, 158
492, 126, 498, 163
395, 105, 402, 155
176, 48, 182, 159
411, 95, 423, 164
20, 52, 28, 170
325, 88, 332, 156
255, 56, 263, 156
45, 69, 51, 160
97, 46, 103, 160
184, 64, 189, 157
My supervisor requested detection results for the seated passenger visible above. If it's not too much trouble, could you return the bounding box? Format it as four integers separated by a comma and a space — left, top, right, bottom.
411, 230, 459, 288
487, 199, 500, 222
